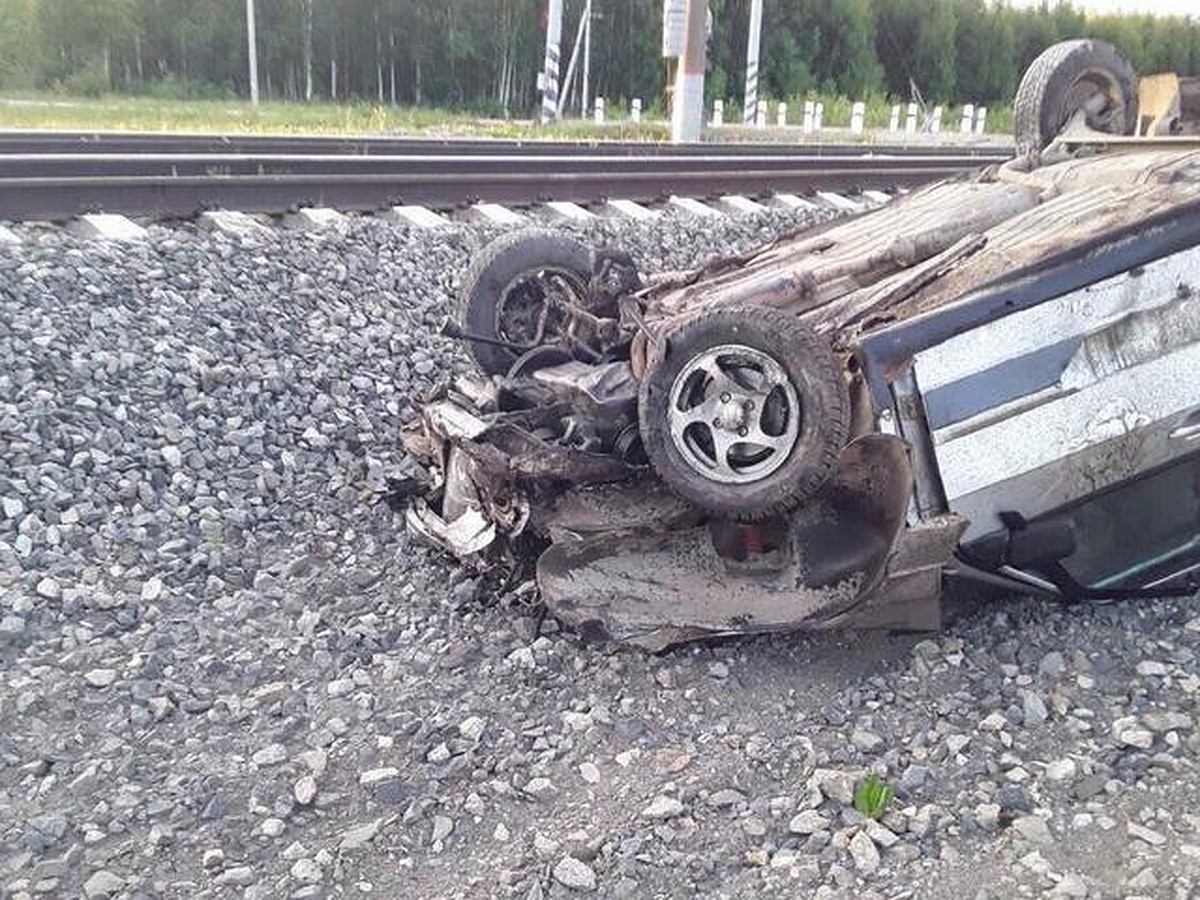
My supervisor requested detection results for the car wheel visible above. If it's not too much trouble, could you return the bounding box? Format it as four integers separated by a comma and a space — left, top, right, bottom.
638, 307, 849, 520
458, 229, 592, 376
1014, 39, 1136, 155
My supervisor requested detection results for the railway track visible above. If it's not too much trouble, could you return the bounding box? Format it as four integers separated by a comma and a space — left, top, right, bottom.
0, 131, 1010, 222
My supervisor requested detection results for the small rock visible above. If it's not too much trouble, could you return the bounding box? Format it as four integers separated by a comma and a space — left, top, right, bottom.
898, 764, 932, 794
640, 796, 686, 820
945, 734, 971, 755
863, 819, 899, 848
524, 777, 555, 797
340, 819, 384, 851
35, 578, 60, 599
1126, 868, 1159, 890
1013, 815, 1054, 846
140, 577, 164, 602
252, 743, 288, 766
707, 788, 745, 809
359, 767, 399, 786
851, 729, 884, 752
745, 848, 770, 867
979, 711, 1008, 731
83, 669, 118, 689
290, 858, 322, 884
260, 818, 285, 838
431, 815, 454, 844
83, 870, 125, 898
789, 810, 831, 834
1136, 660, 1170, 677
552, 856, 596, 892
508, 646, 536, 668
562, 711, 593, 732
1038, 651, 1067, 678
1112, 717, 1155, 750
1021, 690, 1049, 726
974, 803, 1001, 831
459, 716, 486, 742
1127, 822, 1167, 846
579, 762, 601, 784
1072, 774, 1107, 801
534, 833, 561, 857
1051, 873, 1089, 898
848, 831, 880, 874
1142, 711, 1192, 733
810, 769, 857, 805
1044, 758, 1077, 782
294, 775, 317, 806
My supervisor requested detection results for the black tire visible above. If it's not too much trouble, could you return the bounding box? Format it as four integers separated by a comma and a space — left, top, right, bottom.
638, 307, 849, 521
1013, 39, 1136, 155
458, 229, 592, 375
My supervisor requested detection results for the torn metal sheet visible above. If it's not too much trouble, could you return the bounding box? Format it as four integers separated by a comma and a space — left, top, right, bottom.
406, 500, 497, 557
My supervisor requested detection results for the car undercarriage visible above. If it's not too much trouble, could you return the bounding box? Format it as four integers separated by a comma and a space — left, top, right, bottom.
401, 41, 1200, 649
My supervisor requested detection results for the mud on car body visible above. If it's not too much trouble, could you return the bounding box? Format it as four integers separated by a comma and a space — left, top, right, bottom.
402, 41, 1200, 650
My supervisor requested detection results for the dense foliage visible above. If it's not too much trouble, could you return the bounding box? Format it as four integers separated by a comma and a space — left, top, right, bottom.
1, 0, 1198, 114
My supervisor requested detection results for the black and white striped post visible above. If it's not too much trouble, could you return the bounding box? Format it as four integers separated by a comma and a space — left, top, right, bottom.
541, 0, 564, 123
743, 0, 763, 124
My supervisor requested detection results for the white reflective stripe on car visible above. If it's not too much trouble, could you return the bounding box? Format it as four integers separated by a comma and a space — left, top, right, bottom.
910, 243, 1200, 541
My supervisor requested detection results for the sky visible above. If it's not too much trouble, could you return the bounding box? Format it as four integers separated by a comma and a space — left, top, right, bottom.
1008, 0, 1195, 15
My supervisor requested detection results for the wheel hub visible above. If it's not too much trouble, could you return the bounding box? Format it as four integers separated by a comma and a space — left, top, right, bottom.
667, 343, 801, 485
712, 392, 752, 434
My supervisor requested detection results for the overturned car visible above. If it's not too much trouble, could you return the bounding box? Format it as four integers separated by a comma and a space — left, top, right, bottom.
404, 40, 1200, 649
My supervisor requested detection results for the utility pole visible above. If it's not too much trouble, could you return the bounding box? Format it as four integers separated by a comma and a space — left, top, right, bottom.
540, 0, 564, 122
671, 0, 706, 142
582, 0, 592, 117
246, 0, 260, 105
743, 0, 762, 123
561, 6, 589, 115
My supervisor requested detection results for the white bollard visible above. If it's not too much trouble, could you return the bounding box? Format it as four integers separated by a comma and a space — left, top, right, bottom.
930, 105, 943, 134
755, 102, 767, 128
802, 100, 815, 134
594, 96, 605, 124
631, 98, 642, 123
889, 104, 900, 132
960, 103, 974, 134
776, 102, 787, 127
814, 102, 824, 131
712, 99, 724, 127
974, 106, 988, 134
850, 101, 866, 135
905, 102, 918, 135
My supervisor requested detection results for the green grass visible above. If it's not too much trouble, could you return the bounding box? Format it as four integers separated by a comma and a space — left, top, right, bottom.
0, 89, 1009, 142
0, 91, 670, 140
853, 774, 895, 820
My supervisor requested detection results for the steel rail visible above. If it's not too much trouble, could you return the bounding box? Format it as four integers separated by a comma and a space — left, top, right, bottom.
0, 162, 984, 220
0, 151, 1006, 179
0, 129, 1011, 158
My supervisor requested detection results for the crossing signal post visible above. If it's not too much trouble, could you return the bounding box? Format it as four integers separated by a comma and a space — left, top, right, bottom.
541, 0, 564, 122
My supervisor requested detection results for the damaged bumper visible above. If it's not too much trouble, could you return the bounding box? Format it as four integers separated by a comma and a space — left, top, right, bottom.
404, 387, 965, 649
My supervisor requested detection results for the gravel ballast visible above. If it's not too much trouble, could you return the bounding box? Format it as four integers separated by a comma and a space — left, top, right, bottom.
2, 209, 1200, 899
